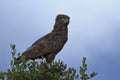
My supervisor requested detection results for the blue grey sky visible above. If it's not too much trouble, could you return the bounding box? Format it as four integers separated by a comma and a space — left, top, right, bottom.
0, 0, 120, 80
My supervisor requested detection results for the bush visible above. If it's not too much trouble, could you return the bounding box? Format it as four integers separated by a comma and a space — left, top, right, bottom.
0, 44, 97, 80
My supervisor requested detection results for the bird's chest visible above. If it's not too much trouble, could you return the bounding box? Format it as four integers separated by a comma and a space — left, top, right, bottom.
48, 33, 67, 53
53, 35, 67, 47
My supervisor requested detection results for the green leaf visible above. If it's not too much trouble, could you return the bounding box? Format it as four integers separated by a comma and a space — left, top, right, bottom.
10, 44, 15, 50
90, 72, 97, 78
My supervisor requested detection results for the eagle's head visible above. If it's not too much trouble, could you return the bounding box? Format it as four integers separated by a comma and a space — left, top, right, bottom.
56, 14, 70, 25
52, 14, 70, 32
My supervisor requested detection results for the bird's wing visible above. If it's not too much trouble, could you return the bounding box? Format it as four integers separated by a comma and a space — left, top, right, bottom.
21, 32, 63, 59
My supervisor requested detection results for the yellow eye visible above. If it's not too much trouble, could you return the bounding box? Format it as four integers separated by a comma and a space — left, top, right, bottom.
61, 18, 65, 21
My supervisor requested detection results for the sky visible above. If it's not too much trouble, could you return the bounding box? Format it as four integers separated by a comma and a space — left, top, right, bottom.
0, 0, 120, 80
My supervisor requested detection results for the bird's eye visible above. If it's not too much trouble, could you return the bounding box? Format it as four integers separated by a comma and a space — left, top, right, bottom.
61, 18, 65, 21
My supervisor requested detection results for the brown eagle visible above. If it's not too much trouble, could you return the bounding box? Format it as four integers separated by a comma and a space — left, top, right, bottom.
16, 14, 70, 64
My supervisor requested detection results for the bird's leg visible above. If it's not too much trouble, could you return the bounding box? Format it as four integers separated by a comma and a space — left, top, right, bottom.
46, 53, 55, 67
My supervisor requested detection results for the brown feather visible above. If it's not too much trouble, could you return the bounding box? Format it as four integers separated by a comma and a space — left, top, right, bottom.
17, 14, 70, 64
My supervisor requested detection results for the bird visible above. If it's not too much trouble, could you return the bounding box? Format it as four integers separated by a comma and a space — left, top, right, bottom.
16, 14, 70, 64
